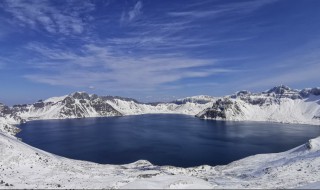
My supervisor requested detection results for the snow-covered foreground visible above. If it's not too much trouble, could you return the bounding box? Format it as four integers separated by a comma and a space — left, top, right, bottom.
1, 130, 320, 189
1, 85, 320, 188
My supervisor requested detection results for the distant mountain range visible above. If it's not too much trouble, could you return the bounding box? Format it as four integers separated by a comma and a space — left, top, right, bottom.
1, 85, 320, 135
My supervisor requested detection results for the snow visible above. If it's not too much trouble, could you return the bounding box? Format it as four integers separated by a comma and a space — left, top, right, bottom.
43, 95, 68, 103
1, 130, 320, 189
198, 91, 320, 125
1, 86, 320, 188
105, 99, 213, 116
10, 86, 320, 126
296, 182, 320, 189
0, 117, 21, 136
229, 97, 320, 125
11, 94, 215, 122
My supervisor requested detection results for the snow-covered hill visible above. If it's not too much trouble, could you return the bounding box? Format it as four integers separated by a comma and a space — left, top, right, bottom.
11, 92, 123, 120
0, 93, 214, 136
2, 92, 214, 122
0, 85, 319, 135
1, 85, 320, 135
1, 85, 320, 188
196, 85, 320, 125
1, 128, 320, 189
105, 98, 213, 116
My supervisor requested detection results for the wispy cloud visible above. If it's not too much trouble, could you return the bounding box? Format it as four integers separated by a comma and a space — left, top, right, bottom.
120, 1, 143, 24
129, 1, 143, 21
168, 0, 277, 19
244, 64, 320, 89
233, 39, 320, 90
167, 10, 225, 18
23, 42, 233, 90
0, 0, 95, 35
4, 0, 316, 101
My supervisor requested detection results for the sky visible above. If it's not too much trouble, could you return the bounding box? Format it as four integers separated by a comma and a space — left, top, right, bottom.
0, 0, 320, 105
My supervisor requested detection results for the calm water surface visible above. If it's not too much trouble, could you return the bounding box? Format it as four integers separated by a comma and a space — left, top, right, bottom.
17, 114, 320, 167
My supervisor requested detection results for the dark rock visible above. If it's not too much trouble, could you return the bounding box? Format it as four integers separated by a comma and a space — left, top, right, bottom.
33, 102, 45, 108
300, 88, 320, 97
196, 98, 239, 119
72, 92, 90, 100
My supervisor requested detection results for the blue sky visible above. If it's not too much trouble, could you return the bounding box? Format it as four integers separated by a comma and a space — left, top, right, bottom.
0, 0, 320, 105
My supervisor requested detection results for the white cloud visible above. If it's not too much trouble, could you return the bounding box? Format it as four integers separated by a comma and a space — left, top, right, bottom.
233, 40, 320, 90
1, 0, 95, 35
23, 43, 233, 90
128, 1, 143, 21
167, 10, 224, 18
242, 63, 320, 89
168, 0, 278, 19
120, 1, 143, 23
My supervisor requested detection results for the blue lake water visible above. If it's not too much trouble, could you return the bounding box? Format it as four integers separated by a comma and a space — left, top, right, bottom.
17, 114, 320, 167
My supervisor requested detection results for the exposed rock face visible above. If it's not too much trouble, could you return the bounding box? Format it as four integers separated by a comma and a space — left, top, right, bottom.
91, 98, 122, 116
300, 87, 320, 97
0, 103, 25, 123
72, 92, 90, 100
1, 85, 320, 133
0, 124, 21, 136
266, 85, 296, 94
0, 103, 24, 135
196, 85, 320, 124
0, 92, 215, 127
0, 103, 10, 116
3, 92, 122, 121
196, 98, 241, 119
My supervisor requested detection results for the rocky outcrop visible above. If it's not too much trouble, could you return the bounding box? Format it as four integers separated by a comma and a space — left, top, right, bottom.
2, 92, 122, 121
196, 85, 320, 124
196, 98, 242, 119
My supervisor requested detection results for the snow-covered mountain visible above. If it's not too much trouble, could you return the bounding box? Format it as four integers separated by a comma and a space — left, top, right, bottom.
1, 85, 320, 136
1, 92, 213, 122
0, 93, 215, 135
171, 95, 216, 104
105, 97, 214, 116
11, 92, 123, 120
1, 85, 320, 188
196, 85, 320, 125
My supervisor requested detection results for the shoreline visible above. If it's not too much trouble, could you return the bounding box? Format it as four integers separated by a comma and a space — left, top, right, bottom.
13, 114, 320, 167
1, 129, 320, 189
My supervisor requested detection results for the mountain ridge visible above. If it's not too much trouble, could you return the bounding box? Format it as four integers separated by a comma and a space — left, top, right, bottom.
1, 85, 320, 136
196, 85, 320, 125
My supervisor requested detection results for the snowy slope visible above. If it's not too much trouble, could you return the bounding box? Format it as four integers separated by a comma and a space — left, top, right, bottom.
197, 85, 320, 125
12, 92, 123, 120
0, 93, 214, 135
0, 103, 23, 136
1, 85, 320, 128
1, 130, 320, 189
105, 99, 213, 115
6, 93, 214, 122
1, 86, 320, 188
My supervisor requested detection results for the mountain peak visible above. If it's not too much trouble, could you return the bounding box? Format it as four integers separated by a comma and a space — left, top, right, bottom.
300, 87, 320, 97
71, 92, 90, 100
266, 85, 296, 94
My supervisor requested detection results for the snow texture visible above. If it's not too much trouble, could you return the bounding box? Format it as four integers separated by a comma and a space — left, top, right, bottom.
197, 85, 320, 125
1, 130, 320, 189
1, 85, 320, 188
